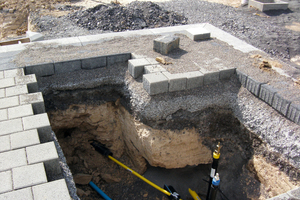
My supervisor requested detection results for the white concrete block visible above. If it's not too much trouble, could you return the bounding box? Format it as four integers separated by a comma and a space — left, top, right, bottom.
12, 163, 47, 189
26, 142, 58, 164
22, 113, 50, 131
0, 187, 33, 200
0, 71, 3, 79
0, 135, 10, 153
0, 148, 27, 171
8, 104, 33, 119
15, 74, 36, 85
185, 28, 211, 41
32, 179, 71, 200
4, 68, 24, 78
0, 78, 15, 89
0, 96, 19, 109
0, 170, 12, 193
0, 89, 4, 98
0, 118, 23, 136
19, 92, 43, 105
0, 109, 8, 121
144, 65, 167, 74
6, 85, 28, 97
10, 129, 40, 150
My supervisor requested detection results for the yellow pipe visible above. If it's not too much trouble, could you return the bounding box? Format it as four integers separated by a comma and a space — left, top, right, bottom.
189, 188, 201, 200
108, 155, 172, 197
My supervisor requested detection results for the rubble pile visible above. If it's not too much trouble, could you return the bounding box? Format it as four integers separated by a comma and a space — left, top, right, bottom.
68, 1, 188, 32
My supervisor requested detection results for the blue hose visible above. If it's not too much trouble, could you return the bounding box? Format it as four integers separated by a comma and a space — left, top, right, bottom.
89, 181, 112, 200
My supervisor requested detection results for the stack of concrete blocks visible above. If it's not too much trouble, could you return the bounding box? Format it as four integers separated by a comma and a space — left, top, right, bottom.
153, 35, 180, 55
236, 69, 300, 125
248, 0, 289, 11
0, 68, 71, 199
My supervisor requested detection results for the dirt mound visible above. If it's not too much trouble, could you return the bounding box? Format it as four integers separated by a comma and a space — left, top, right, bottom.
68, 1, 187, 32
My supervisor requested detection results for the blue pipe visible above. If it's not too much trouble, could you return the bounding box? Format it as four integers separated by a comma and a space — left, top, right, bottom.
89, 181, 112, 200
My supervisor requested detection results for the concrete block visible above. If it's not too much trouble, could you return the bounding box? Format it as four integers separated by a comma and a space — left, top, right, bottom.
272, 93, 291, 116
0, 187, 33, 200
143, 72, 169, 95
54, 59, 81, 74
287, 187, 300, 199
8, 104, 33, 119
0, 109, 8, 121
6, 85, 28, 97
0, 170, 12, 193
181, 71, 204, 89
0, 96, 19, 109
200, 69, 219, 85
26, 31, 44, 42
259, 84, 278, 106
25, 63, 55, 77
0, 89, 4, 98
245, 76, 263, 96
107, 53, 131, 66
0, 148, 27, 171
236, 69, 248, 87
145, 58, 159, 65
0, 78, 15, 89
287, 103, 300, 125
144, 65, 167, 74
10, 129, 40, 150
0, 118, 23, 136
185, 28, 211, 41
15, 74, 38, 93
26, 142, 58, 164
19, 92, 45, 114
22, 113, 50, 131
4, 68, 24, 78
0, 71, 3, 79
81, 56, 106, 69
12, 162, 47, 189
128, 58, 150, 78
131, 53, 147, 59
0, 135, 10, 153
32, 179, 71, 200
162, 72, 187, 92
248, 0, 288, 12
153, 35, 180, 55
219, 67, 236, 80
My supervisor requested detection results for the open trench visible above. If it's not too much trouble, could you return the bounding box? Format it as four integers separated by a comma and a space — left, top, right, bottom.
41, 82, 300, 200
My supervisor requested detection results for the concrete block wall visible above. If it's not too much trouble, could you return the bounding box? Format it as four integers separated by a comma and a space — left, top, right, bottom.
0, 68, 71, 199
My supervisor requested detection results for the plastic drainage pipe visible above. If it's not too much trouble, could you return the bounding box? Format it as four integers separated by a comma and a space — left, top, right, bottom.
89, 181, 112, 200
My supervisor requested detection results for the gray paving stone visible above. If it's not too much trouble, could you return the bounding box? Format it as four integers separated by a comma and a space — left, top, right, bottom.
81, 56, 106, 69
0, 109, 8, 121
185, 28, 211, 41
10, 129, 40, 150
32, 179, 71, 200
245, 76, 263, 96
54, 59, 81, 74
107, 53, 131, 65
0, 148, 27, 171
26, 142, 58, 165
19, 92, 45, 114
287, 103, 300, 125
0, 89, 4, 98
153, 35, 180, 55
131, 53, 147, 59
272, 93, 291, 116
0, 170, 12, 194
144, 65, 166, 74
0, 96, 19, 109
267, 193, 292, 200
128, 58, 150, 78
219, 67, 236, 80
162, 72, 187, 92
145, 58, 159, 65
200, 69, 219, 85
259, 84, 278, 106
0, 135, 10, 153
181, 71, 204, 89
0, 71, 3, 79
0, 118, 23, 136
143, 72, 169, 95
0, 78, 15, 89
0, 187, 33, 200
236, 69, 248, 87
5, 85, 28, 97
12, 163, 47, 189
4, 68, 24, 78
8, 104, 33, 119
25, 63, 55, 77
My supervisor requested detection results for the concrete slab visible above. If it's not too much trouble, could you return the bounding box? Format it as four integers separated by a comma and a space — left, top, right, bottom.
0, 187, 33, 200
54, 59, 81, 74
0, 148, 27, 171
185, 28, 211, 41
19, 92, 45, 114
248, 0, 289, 11
22, 113, 50, 131
0, 170, 12, 193
5, 85, 28, 97
0, 135, 10, 153
0, 78, 15, 89
162, 72, 187, 92
0, 118, 23, 136
10, 129, 40, 150
25, 63, 55, 77
0, 109, 8, 121
128, 58, 150, 78
144, 65, 167, 74
81, 56, 106, 69
32, 179, 71, 200
143, 72, 169, 95
0, 89, 4, 98
26, 142, 58, 165
4, 68, 24, 78
8, 104, 33, 119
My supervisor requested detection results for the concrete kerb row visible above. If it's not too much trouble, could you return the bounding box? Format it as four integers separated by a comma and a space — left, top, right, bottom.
0, 68, 71, 199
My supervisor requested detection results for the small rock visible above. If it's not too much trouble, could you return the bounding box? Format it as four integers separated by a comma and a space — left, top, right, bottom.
73, 174, 93, 185
77, 188, 88, 197
101, 173, 121, 183
143, 192, 148, 197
